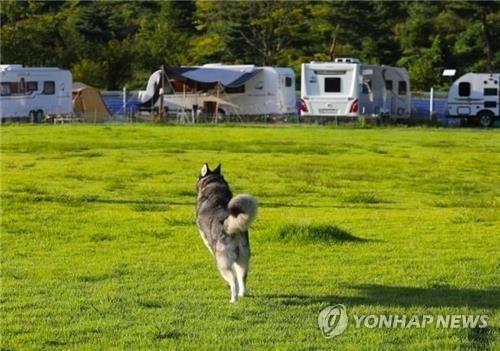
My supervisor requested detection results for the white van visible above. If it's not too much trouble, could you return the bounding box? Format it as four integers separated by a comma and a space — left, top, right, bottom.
300, 58, 411, 121
0, 64, 73, 122
138, 64, 296, 119
446, 73, 499, 127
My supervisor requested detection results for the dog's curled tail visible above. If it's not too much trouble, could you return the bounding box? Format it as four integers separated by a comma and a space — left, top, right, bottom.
224, 194, 258, 235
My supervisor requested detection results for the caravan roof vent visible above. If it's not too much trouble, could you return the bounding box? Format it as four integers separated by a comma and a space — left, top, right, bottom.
334, 58, 360, 64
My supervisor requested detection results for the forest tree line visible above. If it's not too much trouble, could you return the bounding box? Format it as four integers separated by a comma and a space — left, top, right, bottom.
1, 0, 499, 91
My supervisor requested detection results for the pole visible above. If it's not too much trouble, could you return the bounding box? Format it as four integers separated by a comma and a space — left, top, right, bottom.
122, 87, 127, 120
159, 65, 164, 122
329, 24, 340, 61
429, 87, 434, 120
215, 84, 219, 124
182, 82, 186, 123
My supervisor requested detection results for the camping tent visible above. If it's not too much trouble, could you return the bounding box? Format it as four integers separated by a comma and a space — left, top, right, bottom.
72, 83, 112, 122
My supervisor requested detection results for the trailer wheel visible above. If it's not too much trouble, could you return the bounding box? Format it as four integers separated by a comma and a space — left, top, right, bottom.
380, 113, 390, 125
477, 110, 494, 128
29, 110, 36, 122
35, 110, 44, 123
216, 108, 226, 122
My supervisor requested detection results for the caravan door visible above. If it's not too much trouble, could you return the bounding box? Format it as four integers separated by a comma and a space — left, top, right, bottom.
278, 73, 296, 114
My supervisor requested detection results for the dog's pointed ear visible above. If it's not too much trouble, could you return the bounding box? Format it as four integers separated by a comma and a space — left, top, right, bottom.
200, 163, 210, 177
213, 164, 221, 174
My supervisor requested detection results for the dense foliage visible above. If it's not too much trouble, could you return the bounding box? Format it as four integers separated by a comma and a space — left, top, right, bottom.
1, 1, 499, 90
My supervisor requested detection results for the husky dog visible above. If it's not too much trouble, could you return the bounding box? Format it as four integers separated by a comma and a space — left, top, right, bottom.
196, 163, 258, 303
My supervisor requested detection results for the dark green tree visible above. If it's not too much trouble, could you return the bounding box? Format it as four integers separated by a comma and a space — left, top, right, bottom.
446, 1, 500, 71
135, 2, 193, 68
1, 0, 498, 91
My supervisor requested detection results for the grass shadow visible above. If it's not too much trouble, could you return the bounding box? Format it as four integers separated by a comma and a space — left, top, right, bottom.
2, 192, 193, 207
342, 192, 391, 204
261, 201, 407, 210
277, 223, 371, 243
262, 202, 344, 209
467, 326, 494, 351
132, 203, 170, 212
154, 330, 181, 340
138, 299, 164, 309
262, 284, 499, 309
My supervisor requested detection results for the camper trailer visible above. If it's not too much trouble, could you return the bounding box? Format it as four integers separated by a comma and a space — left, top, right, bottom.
446, 73, 499, 127
300, 58, 411, 121
0, 64, 72, 122
138, 64, 296, 120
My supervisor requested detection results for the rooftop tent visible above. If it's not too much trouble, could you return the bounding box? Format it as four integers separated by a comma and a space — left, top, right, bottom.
72, 83, 112, 122
165, 66, 262, 87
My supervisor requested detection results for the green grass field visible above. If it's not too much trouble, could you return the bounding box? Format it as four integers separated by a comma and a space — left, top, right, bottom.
1, 124, 499, 350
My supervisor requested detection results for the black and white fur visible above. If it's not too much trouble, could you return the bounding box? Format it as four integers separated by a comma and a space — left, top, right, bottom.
196, 163, 258, 303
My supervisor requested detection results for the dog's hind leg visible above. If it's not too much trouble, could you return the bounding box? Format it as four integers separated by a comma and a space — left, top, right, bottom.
234, 246, 250, 297
215, 253, 238, 303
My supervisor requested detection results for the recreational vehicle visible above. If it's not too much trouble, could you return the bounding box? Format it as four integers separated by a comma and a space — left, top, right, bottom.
0, 64, 72, 122
138, 64, 296, 120
446, 73, 499, 127
300, 58, 411, 121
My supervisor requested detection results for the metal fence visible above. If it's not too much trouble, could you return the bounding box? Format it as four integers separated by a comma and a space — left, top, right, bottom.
102, 90, 450, 121
101, 91, 140, 121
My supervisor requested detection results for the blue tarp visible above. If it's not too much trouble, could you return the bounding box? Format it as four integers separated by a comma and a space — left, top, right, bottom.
103, 96, 448, 117
103, 97, 140, 115
165, 67, 262, 87
412, 98, 447, 118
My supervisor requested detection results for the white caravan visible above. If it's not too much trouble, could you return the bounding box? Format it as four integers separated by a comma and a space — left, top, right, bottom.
300, 58, 411, 121
0, 64, 72, 122
446, 73, 499, 127
138, 64, 296, 120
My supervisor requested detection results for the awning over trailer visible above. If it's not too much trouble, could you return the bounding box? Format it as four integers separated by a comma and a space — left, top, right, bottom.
165, 66, 262, 87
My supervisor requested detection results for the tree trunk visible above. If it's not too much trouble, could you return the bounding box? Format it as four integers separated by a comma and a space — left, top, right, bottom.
481, 12, 493, 71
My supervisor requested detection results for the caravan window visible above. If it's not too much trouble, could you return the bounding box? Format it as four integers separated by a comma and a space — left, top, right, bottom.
225, 85, 245, 94
27, 81, 38, 93
398, 81, 407, 95
458, 82, 470, 97
324, 77, 341, 92
285, 77, 293, 87
1, 82, 11, 96
484, 88, 497, 96
385, 80, 393, 91
43, 81, 55, 95
19, 78, 25, 94
362, 83, 369, 94
4, 82, 20, 95
362, 80, 372, 94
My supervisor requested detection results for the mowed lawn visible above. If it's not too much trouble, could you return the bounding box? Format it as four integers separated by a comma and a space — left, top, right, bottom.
1, 124, 499, 350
